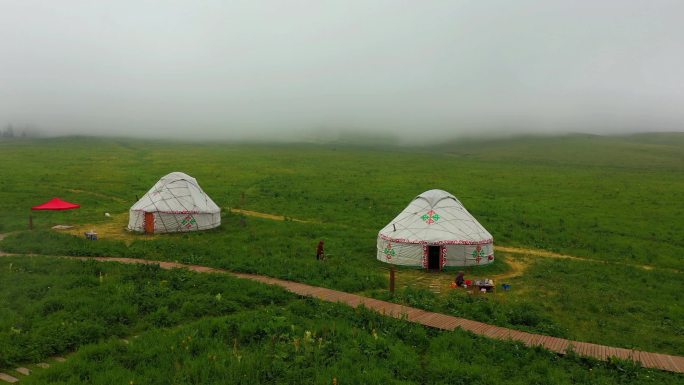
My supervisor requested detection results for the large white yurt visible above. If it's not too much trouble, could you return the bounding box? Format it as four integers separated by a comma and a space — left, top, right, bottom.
377, 189, 493, 269
128, 172, 221, 233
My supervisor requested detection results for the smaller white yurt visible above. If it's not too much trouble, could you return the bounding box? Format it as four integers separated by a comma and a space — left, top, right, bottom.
128, 172, 220, 233
377, 189, 493, 270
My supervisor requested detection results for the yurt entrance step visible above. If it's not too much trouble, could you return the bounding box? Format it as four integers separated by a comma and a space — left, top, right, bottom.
427, 245, 441, 271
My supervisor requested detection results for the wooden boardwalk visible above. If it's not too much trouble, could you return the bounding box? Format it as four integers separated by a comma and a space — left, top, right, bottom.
2, 254, 683, 375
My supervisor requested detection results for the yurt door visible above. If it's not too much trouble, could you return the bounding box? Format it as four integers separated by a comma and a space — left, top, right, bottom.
427, 245, 441, 271
144, 212, 155, 234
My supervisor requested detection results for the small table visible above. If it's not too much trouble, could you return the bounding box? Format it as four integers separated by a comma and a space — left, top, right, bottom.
474, 280, 495, 293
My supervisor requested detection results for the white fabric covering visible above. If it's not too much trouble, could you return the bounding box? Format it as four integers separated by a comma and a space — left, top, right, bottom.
128, 172, 220, 233
377, 189, 494, 268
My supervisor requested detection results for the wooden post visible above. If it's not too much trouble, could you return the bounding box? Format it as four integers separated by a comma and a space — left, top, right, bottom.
389, 267, 395, 294
29, 215, 33, 230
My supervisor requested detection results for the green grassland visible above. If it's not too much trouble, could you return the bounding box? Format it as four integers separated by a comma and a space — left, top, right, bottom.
378, 256, 683, 354
1, 135, 682, 268
21, 306, 682, 385
0, 134, 683, 366
0, 256, 292, 369
2, 258, 679, 385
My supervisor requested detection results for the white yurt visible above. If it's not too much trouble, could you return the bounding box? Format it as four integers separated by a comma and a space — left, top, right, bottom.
377, 189, 493, 269
128, 172, 221, 233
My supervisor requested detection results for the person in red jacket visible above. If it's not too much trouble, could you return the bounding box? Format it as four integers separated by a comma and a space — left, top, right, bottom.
316, 240, 325, 260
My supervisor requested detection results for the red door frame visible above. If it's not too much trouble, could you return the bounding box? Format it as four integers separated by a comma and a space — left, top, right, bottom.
144, 212, 154, 234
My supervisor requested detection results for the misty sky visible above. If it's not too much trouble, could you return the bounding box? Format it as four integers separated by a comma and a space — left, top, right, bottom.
1, 1, 682, 141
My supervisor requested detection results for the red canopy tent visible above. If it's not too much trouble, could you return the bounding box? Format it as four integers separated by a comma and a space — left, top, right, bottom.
31, 198, 80, 211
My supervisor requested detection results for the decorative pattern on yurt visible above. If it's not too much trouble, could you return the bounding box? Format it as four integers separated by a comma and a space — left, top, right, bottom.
377, 189, 493, 269
128, 172, 221, 233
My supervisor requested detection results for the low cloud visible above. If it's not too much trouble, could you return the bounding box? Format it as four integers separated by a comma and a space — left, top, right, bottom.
1, 1, 682, 143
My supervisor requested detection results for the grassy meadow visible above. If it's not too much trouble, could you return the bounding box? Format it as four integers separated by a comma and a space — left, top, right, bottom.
1, 135, 682, 268
0, 257, 679, 385
0, 134, 682, 380
20, 300, 683, 385
0, 256, 292, 369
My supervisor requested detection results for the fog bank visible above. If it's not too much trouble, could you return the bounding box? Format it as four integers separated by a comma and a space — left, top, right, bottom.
1, 1, 683, 142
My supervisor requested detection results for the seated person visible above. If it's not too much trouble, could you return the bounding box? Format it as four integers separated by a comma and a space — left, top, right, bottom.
455, 271, 465, 287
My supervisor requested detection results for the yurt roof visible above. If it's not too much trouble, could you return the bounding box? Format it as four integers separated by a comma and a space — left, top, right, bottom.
378, 189, 492, 245
130, 172, 220, 214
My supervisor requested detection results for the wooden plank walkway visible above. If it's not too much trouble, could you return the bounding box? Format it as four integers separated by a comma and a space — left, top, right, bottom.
0, 358, 66, 384
4, 255, 684, 374
0, 373, 18, 384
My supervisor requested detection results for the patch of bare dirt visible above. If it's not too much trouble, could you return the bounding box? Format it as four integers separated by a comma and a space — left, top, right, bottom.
229, 208, 312, 223
66, 189, 126, 203
391, 254, 527, 296
493, 257, 528, 280
61, 213, 153, 244
495, 245, 679, 273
